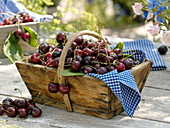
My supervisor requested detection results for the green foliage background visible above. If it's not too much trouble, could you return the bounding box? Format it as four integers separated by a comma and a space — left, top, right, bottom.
18, 0, 141, 35
18, 0, 102, 36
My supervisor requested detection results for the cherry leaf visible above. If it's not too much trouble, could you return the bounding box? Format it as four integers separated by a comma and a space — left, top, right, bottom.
123, 54, 134, 59
24, 26, 38, 47
113, 42, 124, 51
3, 32, 23, 63
60, 69, 85, 76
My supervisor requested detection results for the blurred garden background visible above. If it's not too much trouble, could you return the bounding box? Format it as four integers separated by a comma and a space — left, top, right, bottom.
17, 0, 150, 40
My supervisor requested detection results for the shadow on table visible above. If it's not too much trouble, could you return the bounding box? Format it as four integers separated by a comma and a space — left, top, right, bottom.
0, 58, 13, 65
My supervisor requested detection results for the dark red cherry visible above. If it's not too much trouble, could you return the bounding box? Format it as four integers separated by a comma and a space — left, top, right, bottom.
48, 82, 59, 93
6, 107, 17, 117
83, 41, 91, 48
123, 58, 134, 69
83, 56, 93, 65
3, 18, 12, 25
75, 55, 82, 63
99, 48, 107, 54
110, 52, 118, 60
96, 67, 107, 74
71, 42, 78, 49
116, 62, 126, 72
46, 58, 53, 67
26, 18, 34, 22
27, 104, 36, 113
39, 43, 50, 54
44, 52, 53, 61
66, 48, 74, 58
14, 29, 23, 39
23, 14, 31, 20
2, 100, 13, 110
75, 36, 84, 45
52, 51, 61, 59
107, 66, 115, 72
52, 57, 60, 68
12, 17, 19, 24
18, 108, 29, 118
59, 84, 70, 94
103, 56, 114, 63
26, 99, 35, 105
21, 32, 30, 42
3, 98, 13, 103
71, 61, 81, 72
82, 48, 94, 56
113, 48, 121, 54
0, 105, 4, 115
158, 45, 168, 55
94, 63, 101, 69
13, 99, 27, 108
32, 107, 42, 117
56, 32, 67, 44
82, 67, 94, 74
74, 49, 83, 56
89, 42, 97, 48
117, 53, 123, 59
19, 12, 26, 17
29, 53, 41, 64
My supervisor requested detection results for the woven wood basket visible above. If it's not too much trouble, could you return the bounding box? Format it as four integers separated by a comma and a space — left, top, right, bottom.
15, 30, 153, 119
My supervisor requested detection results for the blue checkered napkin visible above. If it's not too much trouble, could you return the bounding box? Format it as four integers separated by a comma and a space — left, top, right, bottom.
87, 70, 141, 117
123, 39, 166, 70
123, 49, 146, 63
0, 0, 53, 23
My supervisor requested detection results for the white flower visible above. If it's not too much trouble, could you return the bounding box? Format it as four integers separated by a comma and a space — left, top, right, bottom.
147, 25, 160, 36
132, 3, 143, 15
162, 31, 170, 46
146, 12, 154, 20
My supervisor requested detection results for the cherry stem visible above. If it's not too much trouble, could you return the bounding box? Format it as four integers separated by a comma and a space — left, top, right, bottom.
91, 61, 108, 65
33, 92, 41, 103
81, 65, 97, 71
14, 88, 23, 98
39, 101, 54, 109
0, 103, 16, 108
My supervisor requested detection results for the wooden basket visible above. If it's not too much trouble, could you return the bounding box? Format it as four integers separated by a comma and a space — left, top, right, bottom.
15, 30, 153, 119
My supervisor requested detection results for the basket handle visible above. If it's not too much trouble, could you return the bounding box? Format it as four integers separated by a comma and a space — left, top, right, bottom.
57, 30, 107, 112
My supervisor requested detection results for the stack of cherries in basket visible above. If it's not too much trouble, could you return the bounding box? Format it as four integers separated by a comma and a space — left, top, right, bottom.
0, 12, 34, 26
28, 32, 141, 94
29, 32, 140, 73
0, 97, 42, 118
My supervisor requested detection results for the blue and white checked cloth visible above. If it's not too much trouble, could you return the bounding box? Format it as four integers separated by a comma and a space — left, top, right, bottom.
88, 69, 141, 117
123, 39, 166, 70
0, 0, 53, 23
123, 49, 146, 63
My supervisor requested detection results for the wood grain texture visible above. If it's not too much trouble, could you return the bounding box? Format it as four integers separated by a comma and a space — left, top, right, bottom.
15, 60, 153, 119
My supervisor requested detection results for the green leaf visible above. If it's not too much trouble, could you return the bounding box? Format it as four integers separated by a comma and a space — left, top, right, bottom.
24, 26, 38, 47
3, 32, 23, 63
123, 54, 134, 59
113, 42, 124, 51
60, 69, 85, 76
